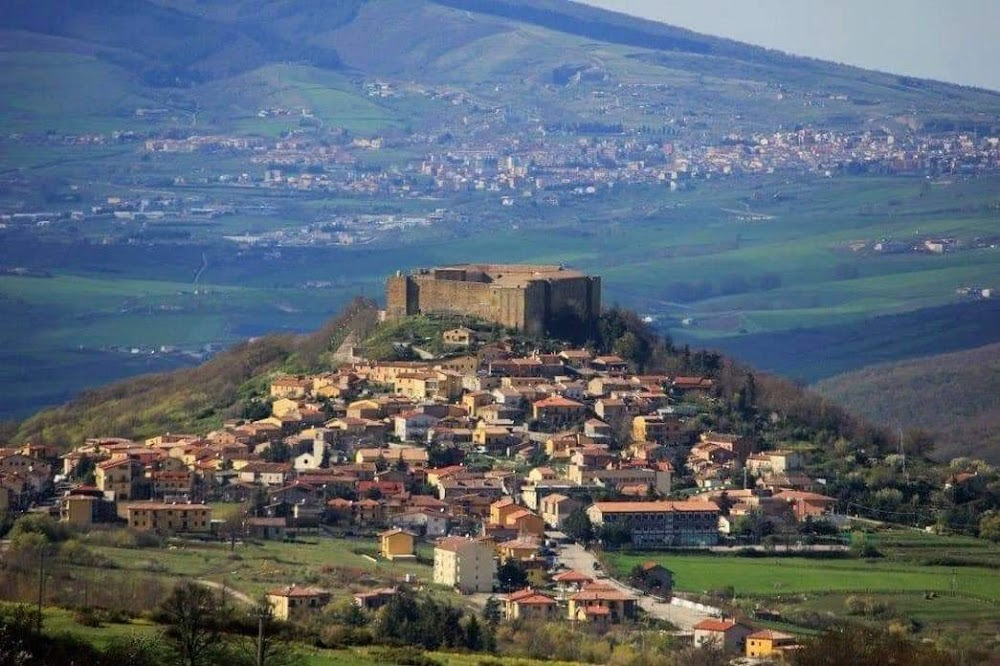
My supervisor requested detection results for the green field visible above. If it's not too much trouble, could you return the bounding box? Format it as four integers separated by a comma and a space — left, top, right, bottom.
40, 608, 582, 666
71, 534, 436, 602
605, 551, 1000, 601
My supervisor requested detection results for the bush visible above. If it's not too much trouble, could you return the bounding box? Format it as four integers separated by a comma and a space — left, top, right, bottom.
369, 646, 442, 666
75, 607, 102, 627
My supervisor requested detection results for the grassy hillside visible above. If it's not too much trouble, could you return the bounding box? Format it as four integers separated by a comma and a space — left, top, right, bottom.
815, 342, 1000, 463
12, 298, 378, 448
3, 0, 1000, 135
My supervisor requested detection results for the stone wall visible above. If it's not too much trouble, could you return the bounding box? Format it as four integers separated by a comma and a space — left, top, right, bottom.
384, 266, 600, 336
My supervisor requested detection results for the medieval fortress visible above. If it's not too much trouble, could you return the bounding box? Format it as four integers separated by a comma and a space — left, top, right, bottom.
386, 264, 601, 336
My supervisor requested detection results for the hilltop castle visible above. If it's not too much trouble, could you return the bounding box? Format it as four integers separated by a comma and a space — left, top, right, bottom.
386, 264, 601, 337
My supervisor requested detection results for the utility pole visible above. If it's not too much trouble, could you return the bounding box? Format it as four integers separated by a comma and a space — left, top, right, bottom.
256, 610, 265, 666
253, 602, 271, 666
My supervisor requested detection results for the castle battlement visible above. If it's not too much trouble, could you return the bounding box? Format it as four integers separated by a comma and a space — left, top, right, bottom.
386, 264, 601, 336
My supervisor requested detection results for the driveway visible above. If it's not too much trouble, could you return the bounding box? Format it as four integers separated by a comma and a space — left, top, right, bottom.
555, 543, 714, 632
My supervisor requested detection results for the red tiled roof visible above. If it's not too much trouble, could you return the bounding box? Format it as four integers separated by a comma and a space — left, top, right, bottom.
693, 618, 739, 632
267, 585, 330, 598
591, 500, 719, 513
553, 570, 593, 583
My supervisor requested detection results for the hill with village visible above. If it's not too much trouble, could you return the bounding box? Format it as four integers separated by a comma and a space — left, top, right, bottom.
3, 278, 1000, 664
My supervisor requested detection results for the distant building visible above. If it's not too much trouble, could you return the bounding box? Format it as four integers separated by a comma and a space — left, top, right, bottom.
379, 528, 415, 560
266, 585, 331, 622
433, 536, 496, 593
125, 502, 212, 533
693, 618, 753, 651
587, 501, 720, 548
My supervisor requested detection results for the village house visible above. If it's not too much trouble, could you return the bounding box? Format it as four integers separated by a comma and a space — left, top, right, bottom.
569, 582, 638, 624
502, 588, 559, 621
391, 508, 449, 537
246, 517, 287, 540
442, 326, 475, 347
269, 376, 312, 399
266, 585, 331, 622
95, 457, 142, 501
394, 411, 440, 442
745, 629, 801, 658
552, 570, 593, 596
237, 462, 293, 486
631, 414, 683, 444
353, 587, 399, 611
379, 528, 415, 560
693, 618, 753, 651
532, 395, 588, 427
539, 493, 582, 528
433, 536, 496, 593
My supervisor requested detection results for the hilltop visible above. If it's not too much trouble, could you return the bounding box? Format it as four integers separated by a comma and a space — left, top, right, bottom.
815, 342, 1000, 463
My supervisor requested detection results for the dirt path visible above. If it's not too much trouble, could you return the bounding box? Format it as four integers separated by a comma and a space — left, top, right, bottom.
195, 579, 256, 606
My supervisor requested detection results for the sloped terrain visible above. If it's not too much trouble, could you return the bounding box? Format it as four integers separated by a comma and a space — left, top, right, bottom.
815, 342, 1000, 463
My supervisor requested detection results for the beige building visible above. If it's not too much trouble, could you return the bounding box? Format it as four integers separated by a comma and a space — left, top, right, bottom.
502, 588, 558, 621
433, 536, 496, 594
267, 585, 331, 622
96, 457, 140, 501
60, 495, 99, 527
125, 502, 212, 533
379, 528, 415, 560
539, 493, 582, 529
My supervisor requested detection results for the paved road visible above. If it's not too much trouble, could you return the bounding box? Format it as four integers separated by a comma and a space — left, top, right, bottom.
555, 543, 713, 632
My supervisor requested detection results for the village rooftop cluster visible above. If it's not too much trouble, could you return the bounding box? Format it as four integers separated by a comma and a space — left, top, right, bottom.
1, 319, 836, 654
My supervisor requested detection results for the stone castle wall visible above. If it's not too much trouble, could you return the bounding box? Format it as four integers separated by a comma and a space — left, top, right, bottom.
385, 266, 600, 336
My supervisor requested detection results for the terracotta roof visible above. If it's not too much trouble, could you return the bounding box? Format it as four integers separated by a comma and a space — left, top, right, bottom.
435, 536, 482, 552
571, 588, 635, 602
553, 570, 593, 583
584, 605, 611, 615
693, 618, 740, 632
267, 585, 330, 598
533, 395, 584, 408
748, 629, 795, 641
518, 593, 557, 605
590, 500, 719, 513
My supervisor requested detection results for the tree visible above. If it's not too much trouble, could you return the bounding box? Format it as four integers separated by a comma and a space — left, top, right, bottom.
562, 508, 594, 543
463, 615, 484, 651
159, 582, 227, 666
598, 522, 632, 550
903, 428, 936, 459
262, 441, 291, 463
979, 512, 1000, 542
496, 560, 528, 592
482, 596, 502, 629
733, 508, 774, 544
